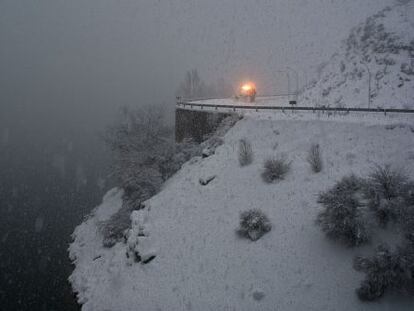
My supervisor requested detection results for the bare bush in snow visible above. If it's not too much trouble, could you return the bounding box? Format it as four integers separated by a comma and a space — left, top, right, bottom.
317, 166, 414, 300
399, 182, 414, 237
262, 155, 291, 183
237, 209, 272, 241
99, 203, 136, 248
317, 175, 370, 247
363, 165, 408, 227
354, 241, 414, 301
307, 143, 323, 173
352, 169, 414, 301
238, 138, 253, 166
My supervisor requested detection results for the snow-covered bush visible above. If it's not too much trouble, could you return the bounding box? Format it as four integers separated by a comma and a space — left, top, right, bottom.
363, 165, 408, 227
237, 209, 272, 241
99, 203, 136, 248
317, 167, 414, 300
307, 143, 323, 173
261, 155, 291, 183
159, 139, 202, 180
398, 182, 414, 237
238, 138, 253, 166
317, 175, 370, 246
354, 241, 414, 301
103, 105, 172, 193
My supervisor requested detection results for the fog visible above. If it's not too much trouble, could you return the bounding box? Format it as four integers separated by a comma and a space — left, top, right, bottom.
1, 0, 391, 133
0, 0, 394, 310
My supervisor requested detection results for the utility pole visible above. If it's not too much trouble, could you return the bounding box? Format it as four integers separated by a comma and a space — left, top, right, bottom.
360, 62, 372, 108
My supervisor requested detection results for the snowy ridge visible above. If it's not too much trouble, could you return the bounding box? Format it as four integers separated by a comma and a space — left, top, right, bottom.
301, 1, 414, 109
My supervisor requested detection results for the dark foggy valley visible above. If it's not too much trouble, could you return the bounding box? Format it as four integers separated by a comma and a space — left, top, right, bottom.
0, 129, 110, 310
1, 1, 413, 310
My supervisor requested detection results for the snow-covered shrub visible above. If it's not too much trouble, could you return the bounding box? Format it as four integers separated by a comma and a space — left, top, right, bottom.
99, 203, 136, 248
238, 138, 253, 166
262, 155, 291, 183
159, 139, 202, 180
103, 105, 173, 197
317, 175, 370, 247
354, 242, 414, 301
318, 169, 414, 299
398, 182, 414, 237
237, 209, 272, 241
366, 165, 407, 200
123, 168, 164, 208
363, 165, 408, 227
307, 143, 323, 173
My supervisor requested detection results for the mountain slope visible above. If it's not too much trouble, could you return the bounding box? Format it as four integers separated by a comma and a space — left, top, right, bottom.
301, 1, 414, 109
69, 116, 414, 311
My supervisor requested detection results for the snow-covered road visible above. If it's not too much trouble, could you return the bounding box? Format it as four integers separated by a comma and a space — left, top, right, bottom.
177, 97, 414, 127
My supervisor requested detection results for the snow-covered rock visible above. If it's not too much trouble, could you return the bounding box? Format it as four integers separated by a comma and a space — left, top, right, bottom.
125, 209, 157, 265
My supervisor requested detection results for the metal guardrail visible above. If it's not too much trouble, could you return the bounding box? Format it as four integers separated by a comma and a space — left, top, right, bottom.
176, 100, 414, 115
177, 94, 296, 102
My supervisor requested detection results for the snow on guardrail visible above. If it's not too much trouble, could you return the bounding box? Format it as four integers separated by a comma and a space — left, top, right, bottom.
176, 97, 414, 116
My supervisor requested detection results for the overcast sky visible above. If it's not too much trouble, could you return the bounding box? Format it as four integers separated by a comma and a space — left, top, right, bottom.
0, 0, 392, 134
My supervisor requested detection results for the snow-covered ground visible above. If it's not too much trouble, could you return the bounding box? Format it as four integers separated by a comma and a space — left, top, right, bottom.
69, 112, 414, 311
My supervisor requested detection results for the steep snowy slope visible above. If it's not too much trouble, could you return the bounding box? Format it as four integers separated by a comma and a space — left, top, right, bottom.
69, 115, 414, 311
301, 1, 414, 109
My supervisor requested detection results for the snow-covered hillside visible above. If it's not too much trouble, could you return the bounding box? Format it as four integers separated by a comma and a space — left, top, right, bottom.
301, 1, 414, 109
69, 114, 414, 311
